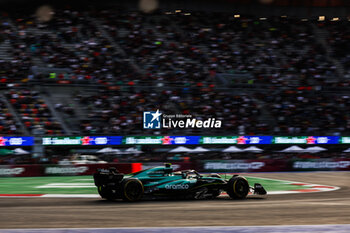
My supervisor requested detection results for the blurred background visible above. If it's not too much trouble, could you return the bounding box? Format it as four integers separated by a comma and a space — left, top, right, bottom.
0, 0, 349, 174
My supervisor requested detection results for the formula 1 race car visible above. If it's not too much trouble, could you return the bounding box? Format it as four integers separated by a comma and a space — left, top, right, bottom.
93, 164, 266, 201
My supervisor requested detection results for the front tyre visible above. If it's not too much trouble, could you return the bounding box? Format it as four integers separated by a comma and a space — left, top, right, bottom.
227, 176, 249, 199
121, 178, 144, 201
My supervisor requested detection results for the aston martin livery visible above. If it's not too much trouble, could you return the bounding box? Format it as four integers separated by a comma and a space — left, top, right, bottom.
93, 164, 266, 201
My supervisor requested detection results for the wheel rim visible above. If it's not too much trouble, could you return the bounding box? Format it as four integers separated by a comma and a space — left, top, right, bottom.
125, 181, 143, 200
234, 179, 248, 197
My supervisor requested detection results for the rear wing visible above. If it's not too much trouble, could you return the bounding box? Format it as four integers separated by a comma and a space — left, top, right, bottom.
93, 167, 124, 186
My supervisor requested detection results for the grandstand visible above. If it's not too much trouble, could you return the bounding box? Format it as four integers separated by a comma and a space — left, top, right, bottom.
0, 0, 349, 164
1, 2, 350, 232
0, 1, 349, 136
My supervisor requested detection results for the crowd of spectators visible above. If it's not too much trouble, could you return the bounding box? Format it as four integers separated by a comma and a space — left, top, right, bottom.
75, 87, 177, 134
0, 59, 33, 85
6, 89, 64, 134
320, 20, 350, 80
259, 90, 350, 135
0, 14, 34, 85
97, 11, 338, 87
73, 83, 350, 136
54, 102, 75, 116
5, 9, 341, 87
1, 9, 346, 87
0, 98, 21, 135
8, 9, 140, 85
74, 85, 265, 135
0, 7, 349, 137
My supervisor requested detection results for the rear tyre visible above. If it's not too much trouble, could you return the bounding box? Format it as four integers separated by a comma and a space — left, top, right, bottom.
227, 176, 249, 199
121, 178, 144, 201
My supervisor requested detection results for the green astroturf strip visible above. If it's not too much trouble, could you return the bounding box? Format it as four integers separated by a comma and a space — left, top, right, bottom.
0, 175, 306, 194
0, 176, 98, 194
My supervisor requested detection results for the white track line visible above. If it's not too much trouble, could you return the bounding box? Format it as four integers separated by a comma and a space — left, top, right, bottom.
36, 183, 96, 188
41, 194, 100, 198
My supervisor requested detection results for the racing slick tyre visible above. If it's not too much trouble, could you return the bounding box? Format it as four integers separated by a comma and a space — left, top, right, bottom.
121, 178, 144, 202
227, 176, 249, 199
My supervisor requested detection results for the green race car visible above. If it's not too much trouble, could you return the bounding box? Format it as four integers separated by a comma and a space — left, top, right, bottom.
93, 164, 266, 201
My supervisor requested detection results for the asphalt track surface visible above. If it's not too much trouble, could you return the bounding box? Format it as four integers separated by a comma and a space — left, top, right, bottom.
0, 172, 349, 229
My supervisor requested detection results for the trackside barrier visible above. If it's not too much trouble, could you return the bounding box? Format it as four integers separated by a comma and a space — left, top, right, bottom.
2, 159, 350, 177
201, 159, 288, 172
0, 163, 142, 177
292, 159, 350, 171
0, 165, 42, 177
201, 159, 350, 172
